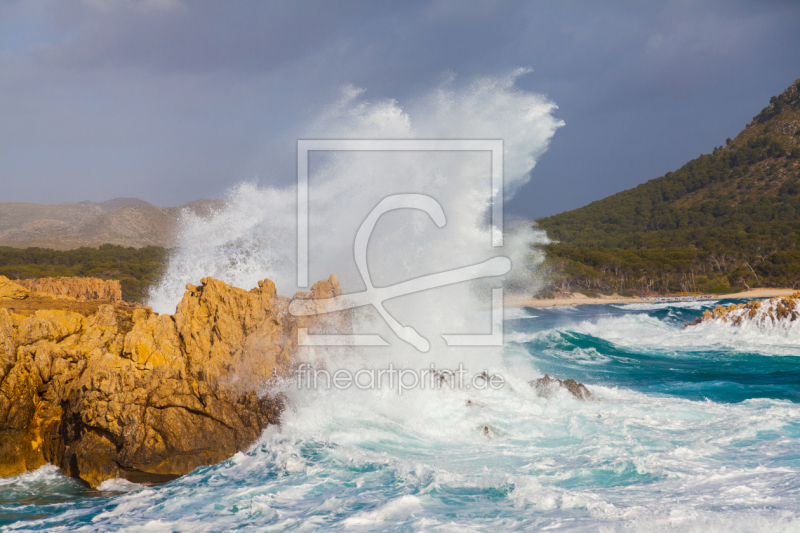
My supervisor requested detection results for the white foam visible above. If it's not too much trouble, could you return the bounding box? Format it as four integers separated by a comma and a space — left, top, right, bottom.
508, 310, 800, 356
148, 71, 561, 320
11, 374, 798, 531
699, 298, 800, 336
14, 75, 769, 531
97, 477, 144, 493
504, 307, 539, 320
613, 300, 718, 311
342, 494, 423, 526
0, 464, 62, 489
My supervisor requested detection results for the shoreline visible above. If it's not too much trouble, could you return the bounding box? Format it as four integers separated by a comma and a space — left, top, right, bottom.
505, 288, 798, 309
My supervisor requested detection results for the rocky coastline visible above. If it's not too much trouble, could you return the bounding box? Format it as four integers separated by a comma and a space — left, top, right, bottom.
685, 292, 800, 328
0, 274, 341, 487
17, 276, 124, 303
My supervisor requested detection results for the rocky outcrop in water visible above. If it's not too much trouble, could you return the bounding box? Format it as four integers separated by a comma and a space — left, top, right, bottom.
18, 277, 123, 303
685, 293, 800, 328
0, 274, 341, 487
530, 374, 594, 401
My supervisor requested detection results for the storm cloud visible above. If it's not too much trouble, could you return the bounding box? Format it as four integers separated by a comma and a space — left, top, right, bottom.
1, 0, 799, 218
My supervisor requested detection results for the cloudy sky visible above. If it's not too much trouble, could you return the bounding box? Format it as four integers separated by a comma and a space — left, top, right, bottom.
1, 0, 799, 219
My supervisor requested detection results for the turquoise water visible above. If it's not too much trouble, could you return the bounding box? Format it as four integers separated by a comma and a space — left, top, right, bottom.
2, 299, 800, 532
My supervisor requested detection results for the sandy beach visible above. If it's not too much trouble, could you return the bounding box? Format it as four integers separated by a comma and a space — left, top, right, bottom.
506, 288, 799, 308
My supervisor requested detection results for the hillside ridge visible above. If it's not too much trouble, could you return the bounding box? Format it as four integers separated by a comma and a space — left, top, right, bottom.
536, 76, 800, 294
77, 197, 153, 211
0, 199, 227, 250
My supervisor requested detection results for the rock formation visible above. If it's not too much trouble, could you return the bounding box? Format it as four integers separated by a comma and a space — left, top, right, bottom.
530, 374, 594, 401
18, 277, 123, 303
0, 274, 342, 487
685, 293, 800, 328
0, 276, 31, 300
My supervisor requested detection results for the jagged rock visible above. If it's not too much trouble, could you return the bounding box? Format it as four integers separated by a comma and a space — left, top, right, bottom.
0, 275, 341, 487
530, 374, 594, 401
0, 276, 31, 300
686, 293, 800, 328
176, 277, 294, 391
18, 277, 123, 303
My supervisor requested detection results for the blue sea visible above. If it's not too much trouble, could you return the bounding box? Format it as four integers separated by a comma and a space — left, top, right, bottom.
3, 298, 800, 532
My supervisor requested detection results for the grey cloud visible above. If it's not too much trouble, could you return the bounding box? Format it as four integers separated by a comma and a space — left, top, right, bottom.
1, 0, 799, 215
41, 1, 416, 73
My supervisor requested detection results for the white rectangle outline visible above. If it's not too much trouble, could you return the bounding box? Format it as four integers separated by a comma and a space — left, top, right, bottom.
441, 288, 504, 346
297, 139, 504, 287
297, 328, 390, 346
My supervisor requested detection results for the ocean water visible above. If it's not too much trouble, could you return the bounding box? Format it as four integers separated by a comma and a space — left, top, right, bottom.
3, 298, 800, 532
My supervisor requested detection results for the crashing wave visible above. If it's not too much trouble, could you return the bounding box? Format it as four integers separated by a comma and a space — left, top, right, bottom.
686, 293, 800, 330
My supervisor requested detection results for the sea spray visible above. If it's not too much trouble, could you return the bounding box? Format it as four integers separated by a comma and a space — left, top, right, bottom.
97, 74, 796, 532
148, 72, 560, 378
142, 77, 567, 529
6, 301, 800, 530
149, 72, 560, 309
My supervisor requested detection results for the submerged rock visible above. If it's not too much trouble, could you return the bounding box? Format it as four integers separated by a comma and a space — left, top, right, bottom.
0, 274, 342, 487
530, 374, 594, 401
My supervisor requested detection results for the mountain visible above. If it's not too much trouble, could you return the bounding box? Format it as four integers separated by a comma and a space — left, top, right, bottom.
78, 197, 153, 211
536, 77, 800, 294
0, 199, 227, 250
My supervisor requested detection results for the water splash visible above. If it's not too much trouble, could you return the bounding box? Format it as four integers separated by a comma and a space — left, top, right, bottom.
149, 72, 560, 316
6, 303, 800, 531
147, 72, 559, 376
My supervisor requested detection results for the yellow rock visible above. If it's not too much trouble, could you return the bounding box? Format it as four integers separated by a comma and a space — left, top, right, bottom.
691, 294, 800, 328
123, 310, 183, 370
14, 310, 84, 346
174, 276, 294, 390
18, 277, 122, 303
0, 274, 336, 487
0, 276, 31, 300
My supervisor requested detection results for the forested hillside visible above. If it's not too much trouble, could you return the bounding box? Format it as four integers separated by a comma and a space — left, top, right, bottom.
537, 77, 800, 295
0, 245, 168, 302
